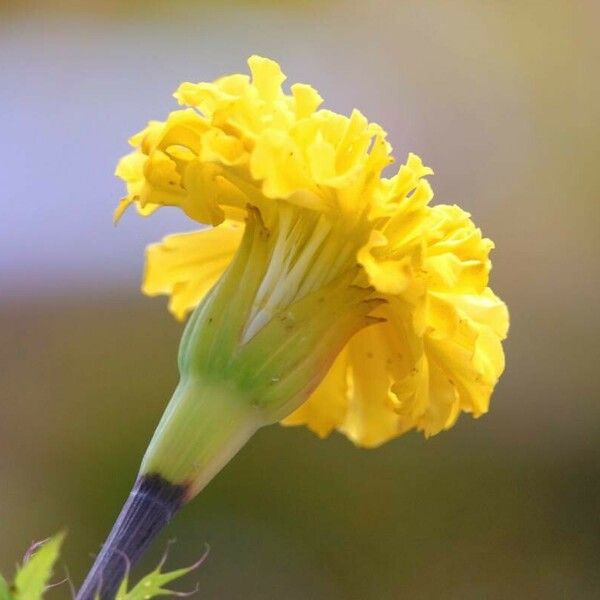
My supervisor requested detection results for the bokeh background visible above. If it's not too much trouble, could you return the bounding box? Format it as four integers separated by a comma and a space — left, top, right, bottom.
1, 1, 599, 598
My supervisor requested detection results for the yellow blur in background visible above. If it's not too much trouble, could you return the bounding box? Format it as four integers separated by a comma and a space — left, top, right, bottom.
1, 1, 599, 598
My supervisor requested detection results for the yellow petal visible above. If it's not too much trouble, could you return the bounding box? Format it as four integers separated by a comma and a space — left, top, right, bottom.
143, 221, 244, 320
248, 55, 286, 102
199, 128, 247, 166
358, 230, 424, 296
281, 349, 349, 437
307, 134, 337, 184
339, 323, 404, 448
291, 83, 323, 119
113, 197, 133, 223
250, 130, 320, 204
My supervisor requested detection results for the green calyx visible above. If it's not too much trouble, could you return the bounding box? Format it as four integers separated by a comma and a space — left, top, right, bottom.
141, 207, 382, 497
178, 208, 381, 420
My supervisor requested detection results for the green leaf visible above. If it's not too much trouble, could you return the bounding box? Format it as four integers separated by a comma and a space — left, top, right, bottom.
13, 533, 65, 600
115, 546, 208, 600
0, 574, 15, 600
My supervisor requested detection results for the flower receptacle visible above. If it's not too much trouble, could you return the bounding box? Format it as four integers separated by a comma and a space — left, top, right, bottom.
140, 377, 263, 500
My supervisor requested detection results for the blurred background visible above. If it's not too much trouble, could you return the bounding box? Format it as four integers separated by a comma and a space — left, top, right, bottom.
1, 1, 599, 598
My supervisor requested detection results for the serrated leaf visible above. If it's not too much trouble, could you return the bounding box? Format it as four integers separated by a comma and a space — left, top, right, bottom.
115, 548, 207, 600
116, 565, 193, 600
13, 533, 65, 600
0, 574, 15, 600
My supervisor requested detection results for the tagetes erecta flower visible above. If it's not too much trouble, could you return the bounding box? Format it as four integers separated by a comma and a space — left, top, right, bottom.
78, 56, 509, 600
116, 55, 508, 447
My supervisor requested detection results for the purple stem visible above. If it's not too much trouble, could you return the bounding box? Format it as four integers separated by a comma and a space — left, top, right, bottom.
76, 474, 187, 600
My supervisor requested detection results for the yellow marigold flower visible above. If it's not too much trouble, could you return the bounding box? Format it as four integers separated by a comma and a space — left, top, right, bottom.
78, 56, 509, 599
116, 55, 508, 452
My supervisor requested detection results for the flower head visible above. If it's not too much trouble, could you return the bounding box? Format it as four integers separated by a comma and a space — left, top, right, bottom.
117, 55, 508, 449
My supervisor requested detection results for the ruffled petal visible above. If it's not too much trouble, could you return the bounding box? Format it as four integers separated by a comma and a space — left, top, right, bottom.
338, 322, 404, 447
291, 83, 323, 119
248, 55, 286, 103
358, 229, 424, 296
281, 348, 349, 438
119, 57, 395, 230
351, 191, 508, 439
143, 222, 244, 320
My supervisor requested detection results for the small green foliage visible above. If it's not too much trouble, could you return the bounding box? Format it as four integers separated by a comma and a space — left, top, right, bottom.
12, 533, 64, 600
2, 535, 206, 600
114, 555, 204, 600
0, 575, 13, 600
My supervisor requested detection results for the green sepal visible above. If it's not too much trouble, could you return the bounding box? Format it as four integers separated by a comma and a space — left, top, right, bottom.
178, 207, 269, 377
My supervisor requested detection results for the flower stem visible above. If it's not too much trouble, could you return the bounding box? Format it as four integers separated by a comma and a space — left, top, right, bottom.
76, 474, 187, 600
77, 378, 261, 599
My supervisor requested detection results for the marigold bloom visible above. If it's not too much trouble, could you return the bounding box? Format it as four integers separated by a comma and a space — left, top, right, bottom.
78, 56, 509, 600
116, 55, 508, 449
